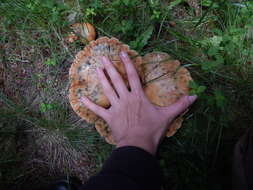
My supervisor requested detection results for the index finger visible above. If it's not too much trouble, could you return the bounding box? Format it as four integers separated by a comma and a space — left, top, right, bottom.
119, 51, 142, 92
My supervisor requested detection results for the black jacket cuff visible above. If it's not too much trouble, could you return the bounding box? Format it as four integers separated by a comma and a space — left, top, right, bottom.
101, 146, 162, 189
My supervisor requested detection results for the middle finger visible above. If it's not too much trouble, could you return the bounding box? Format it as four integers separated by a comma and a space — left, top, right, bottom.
101, 56, 128, 97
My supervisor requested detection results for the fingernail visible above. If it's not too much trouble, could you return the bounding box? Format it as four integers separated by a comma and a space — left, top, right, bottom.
188, 95, 197, 104
120, 51, 128, 58
100, 56, 106, 64
80, 96, 87, 103
102, 56, 108, 62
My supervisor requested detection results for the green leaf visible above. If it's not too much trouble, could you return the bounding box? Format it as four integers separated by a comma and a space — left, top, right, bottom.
202, 0, 219, 8
39, 103, 47, 113
44, 58, 56, 66
202, 0, 212, 7
201, 60, 218, 71
214, 54, 224, 64
197, 86, 207, 93
207, 46, 219, 57
189, 81, 206, 95
151, 10, 161, 20
39, 103, 55, 113
123, 0, 130, 6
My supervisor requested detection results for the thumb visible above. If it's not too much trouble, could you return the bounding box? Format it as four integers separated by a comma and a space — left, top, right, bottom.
163, 95, 197, 119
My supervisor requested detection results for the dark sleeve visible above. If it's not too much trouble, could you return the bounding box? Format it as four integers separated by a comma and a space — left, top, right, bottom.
80, 146, 162, 190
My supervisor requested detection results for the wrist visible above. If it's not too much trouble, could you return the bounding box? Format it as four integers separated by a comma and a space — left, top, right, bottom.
116, 136, 158, 155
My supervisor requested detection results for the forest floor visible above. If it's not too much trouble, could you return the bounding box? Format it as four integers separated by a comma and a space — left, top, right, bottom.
1, 0, 253, 190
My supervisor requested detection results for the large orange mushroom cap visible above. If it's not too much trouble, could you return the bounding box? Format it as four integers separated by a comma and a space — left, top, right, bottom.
142, 52, 193, 137
69, 37, 143, 124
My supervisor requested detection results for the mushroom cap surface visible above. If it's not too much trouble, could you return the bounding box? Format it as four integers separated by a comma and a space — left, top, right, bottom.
142, 52, 192, 137
71, 23, 96, 42
69, 37, 143, 123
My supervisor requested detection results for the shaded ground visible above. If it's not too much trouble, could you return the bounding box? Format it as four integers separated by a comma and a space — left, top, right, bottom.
0, 38, 96, 188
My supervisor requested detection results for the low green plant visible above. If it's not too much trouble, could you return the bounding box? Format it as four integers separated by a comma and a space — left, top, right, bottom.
39, 103, 56, 113
84, 8, 96, 19
129, 26, 154, 51
197, 1, 253, 71
44, 58, 57, 66
189, 81, 207, 96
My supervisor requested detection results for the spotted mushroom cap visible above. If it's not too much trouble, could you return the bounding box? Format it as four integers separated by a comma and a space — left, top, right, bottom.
142, 52, 192, 137
69, 37, 143, 124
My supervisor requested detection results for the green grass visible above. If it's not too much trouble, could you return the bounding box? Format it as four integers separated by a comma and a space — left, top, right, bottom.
1, 0, 253, 189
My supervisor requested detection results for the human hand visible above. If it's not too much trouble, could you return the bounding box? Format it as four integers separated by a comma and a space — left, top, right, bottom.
80, 51, 197, 155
